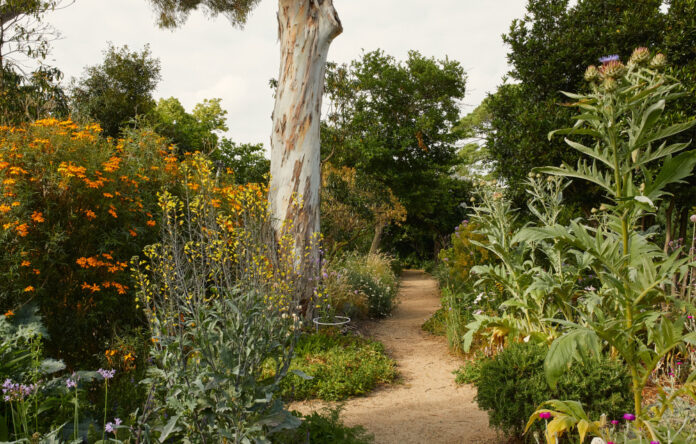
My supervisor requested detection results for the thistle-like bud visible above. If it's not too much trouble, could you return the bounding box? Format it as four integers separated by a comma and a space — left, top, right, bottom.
602, 77, 618, 92
629, 47, 650, 66
600, 60, 626, 78
650, 53, 666, 68
584, 65, 600, 82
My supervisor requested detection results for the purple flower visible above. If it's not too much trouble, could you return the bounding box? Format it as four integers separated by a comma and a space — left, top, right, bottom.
114, 417, 122, 426
650, 441, 659, 444
66, 378, 76, 389
611, 420, 619, 425
599, 55, 620, 64
623, 413, 636, 421
689, 315, 694, 319
98, 368, 116, 380
105, 422, 114, 433
538, 412, 552, 419
677, 361, 682, 365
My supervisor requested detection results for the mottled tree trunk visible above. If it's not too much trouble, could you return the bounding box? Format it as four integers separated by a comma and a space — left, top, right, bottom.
369, 222, 385, 255
269, 0, 342, 308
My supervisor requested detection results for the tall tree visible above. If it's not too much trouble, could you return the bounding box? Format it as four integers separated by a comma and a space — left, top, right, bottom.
149, 97, 228, 153
0, 0, 68, 123
487, 0, 666, 207
71, 44, 161, 138
146, 0, 342, 304
322, 50, 468, 259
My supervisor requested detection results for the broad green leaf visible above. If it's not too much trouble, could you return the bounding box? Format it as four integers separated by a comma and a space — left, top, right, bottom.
545, 329, 601, 389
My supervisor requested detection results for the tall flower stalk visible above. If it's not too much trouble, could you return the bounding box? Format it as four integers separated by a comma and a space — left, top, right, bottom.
522, 48, 696, 441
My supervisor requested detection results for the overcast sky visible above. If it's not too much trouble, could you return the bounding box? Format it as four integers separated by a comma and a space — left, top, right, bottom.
47, 0, 528, 147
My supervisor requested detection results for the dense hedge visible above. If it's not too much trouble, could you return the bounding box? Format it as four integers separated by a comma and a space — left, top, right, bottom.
475, 342, 632, 441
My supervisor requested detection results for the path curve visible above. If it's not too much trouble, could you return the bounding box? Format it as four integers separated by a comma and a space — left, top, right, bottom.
293, 270, 501, 443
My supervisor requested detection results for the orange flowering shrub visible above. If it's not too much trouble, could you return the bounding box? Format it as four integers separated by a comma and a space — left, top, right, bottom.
0, 118, 179, 365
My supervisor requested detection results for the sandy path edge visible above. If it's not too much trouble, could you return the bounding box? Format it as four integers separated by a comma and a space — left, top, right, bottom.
290, 270, 502, 444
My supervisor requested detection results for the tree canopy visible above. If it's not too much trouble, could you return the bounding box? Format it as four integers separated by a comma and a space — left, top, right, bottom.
322, 49, 468, 259
146, 0, 261, 28
70, 44, 161, 138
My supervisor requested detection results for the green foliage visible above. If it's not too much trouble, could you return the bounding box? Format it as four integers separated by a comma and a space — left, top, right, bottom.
277, 331, 397, 402
149, 97, 228, 154
339, 253, 399, 318
485, 0, 696, 208
474, 342, 632, 441
214, 139, 270, 184
323, 49, 469, 260
146, 0, 261, 29
71, 44, 161, 138
0, 308, 104, 442
453, 352, 485, 385
271, 407, 374, 444
537, 50, 696, 428
0, 0, 61, 70
421, 307, 446, 336
0, 66, 68, 124
321, 163, 406, 255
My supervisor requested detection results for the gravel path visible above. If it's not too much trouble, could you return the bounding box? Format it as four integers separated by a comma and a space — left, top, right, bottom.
292, 270, 501, 443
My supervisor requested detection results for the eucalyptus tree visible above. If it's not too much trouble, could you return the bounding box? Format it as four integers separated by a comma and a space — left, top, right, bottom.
146, 0, 343, 304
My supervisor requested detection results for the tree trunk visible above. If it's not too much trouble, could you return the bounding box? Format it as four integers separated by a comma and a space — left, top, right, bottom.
369, 222, 385, 255
270, 0, 342, 308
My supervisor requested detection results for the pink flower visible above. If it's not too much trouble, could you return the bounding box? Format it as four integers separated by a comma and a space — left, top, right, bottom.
539, 412, 552, 419
623, 413, 636, 421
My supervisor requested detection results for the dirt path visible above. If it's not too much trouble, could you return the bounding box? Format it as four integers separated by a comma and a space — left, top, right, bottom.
293, 270, 501, 443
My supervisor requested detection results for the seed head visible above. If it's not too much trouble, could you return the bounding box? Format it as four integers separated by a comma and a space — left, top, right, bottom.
650, 53, 666, 68
629, 47, 650, 66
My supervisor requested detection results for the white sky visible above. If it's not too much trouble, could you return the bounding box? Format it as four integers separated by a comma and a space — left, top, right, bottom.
47, 0, 528, 147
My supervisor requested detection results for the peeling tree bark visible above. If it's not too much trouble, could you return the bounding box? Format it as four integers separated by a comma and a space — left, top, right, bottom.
269, 0, 342, 307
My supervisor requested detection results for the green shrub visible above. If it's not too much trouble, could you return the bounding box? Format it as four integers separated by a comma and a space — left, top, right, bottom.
474, 342, 632, 441
341, 253, 398, 318
453, 352, 486, 385
277, 331, 397, 401
271, 407, 373, 444
421, 307, 446, 336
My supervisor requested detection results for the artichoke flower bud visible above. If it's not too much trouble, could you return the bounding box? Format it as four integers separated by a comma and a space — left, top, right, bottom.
584, 65, 600, 82
629, 47, 650, 66
602, 77, 618, 92
650, 53, 667, 68
600, 60, 626, 78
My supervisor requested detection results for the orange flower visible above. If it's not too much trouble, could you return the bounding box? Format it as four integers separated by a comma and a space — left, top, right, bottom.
146, 220, 156, 227
21, 260, 30, 267
103, 193, 114, 198
4, 310, 14, 317
129, 229, 137, 237
84, 210, 97, 220
11, 201, 20, 207
15, 223, 29, 237
30, 211, 45, 223
23, 286, 34, 292
108, 207, 118, 218
32, 269, 40, 275
0, 204, 10, 213
81, 282, 101, 293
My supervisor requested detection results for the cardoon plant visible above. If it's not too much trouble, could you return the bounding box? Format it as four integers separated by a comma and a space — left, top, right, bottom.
522, 48, 696, 441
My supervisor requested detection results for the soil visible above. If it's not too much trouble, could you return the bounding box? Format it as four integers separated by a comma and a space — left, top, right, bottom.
291, 270, 503, 444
